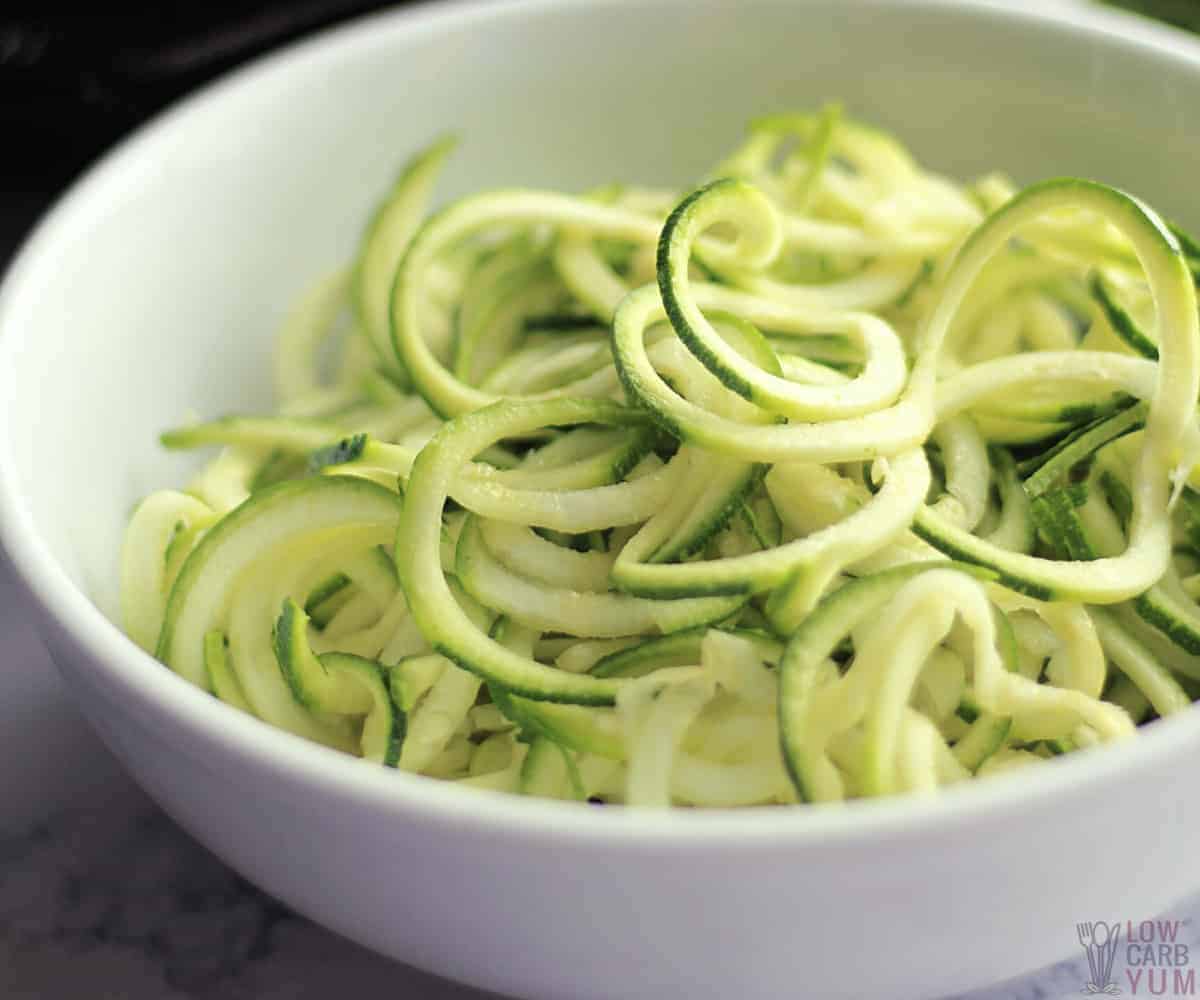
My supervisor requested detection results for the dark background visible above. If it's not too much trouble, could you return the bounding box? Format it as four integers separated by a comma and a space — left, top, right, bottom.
0, 0, 1194, 274
0, 1, 396, 268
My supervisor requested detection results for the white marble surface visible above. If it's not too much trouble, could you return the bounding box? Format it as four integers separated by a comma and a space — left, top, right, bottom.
1, 0, 1193, 991
0, 552, 1189, 1000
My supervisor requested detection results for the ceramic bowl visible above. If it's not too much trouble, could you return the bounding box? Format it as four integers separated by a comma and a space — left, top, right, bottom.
3, 2, 1200, 997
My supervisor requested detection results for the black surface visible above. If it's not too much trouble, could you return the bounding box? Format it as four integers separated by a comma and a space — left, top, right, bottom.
0, 2, 396, 268
1105, 0, 1200, 32
2, 0, 1196, 272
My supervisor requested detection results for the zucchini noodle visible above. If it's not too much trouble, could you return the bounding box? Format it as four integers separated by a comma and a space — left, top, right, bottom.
122, 106, 1200, 807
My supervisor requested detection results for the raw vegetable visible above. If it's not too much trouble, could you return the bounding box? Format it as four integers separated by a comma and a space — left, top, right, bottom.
122, 106, 1200, 807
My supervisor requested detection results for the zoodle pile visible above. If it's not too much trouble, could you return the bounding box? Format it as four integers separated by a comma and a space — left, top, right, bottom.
122, 106, 1200, 807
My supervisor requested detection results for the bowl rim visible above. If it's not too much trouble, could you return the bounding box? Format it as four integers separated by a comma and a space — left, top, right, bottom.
2, 0, 1200, 848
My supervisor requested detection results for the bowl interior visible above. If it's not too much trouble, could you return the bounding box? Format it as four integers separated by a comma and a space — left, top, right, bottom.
3, 0, 1200, 682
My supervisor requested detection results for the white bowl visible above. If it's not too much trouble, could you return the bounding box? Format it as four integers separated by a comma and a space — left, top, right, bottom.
3, 1, 1200, 997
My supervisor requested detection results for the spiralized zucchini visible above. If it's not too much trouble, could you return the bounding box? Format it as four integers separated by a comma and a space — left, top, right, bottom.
122, 106, 1200, 807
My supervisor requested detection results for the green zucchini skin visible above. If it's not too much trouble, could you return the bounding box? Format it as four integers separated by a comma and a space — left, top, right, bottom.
122, 113, 1200, 808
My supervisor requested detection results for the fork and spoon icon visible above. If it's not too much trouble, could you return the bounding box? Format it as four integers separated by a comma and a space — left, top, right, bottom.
1077, 921, 1123, 995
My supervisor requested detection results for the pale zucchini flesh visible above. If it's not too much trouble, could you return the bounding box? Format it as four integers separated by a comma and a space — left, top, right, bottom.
123, 107, 1200, 808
